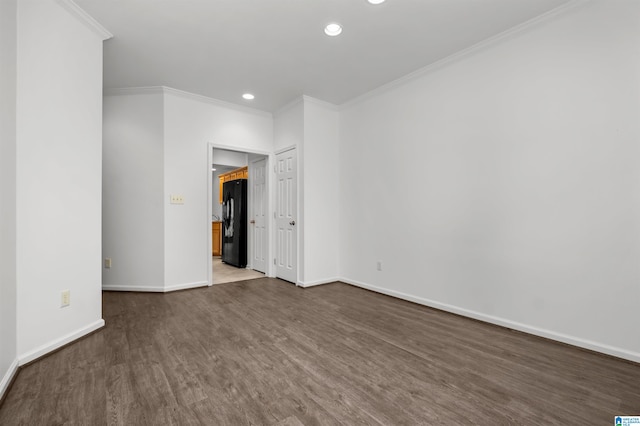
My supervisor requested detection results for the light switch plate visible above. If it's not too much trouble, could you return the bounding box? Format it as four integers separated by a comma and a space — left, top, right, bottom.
170, 194, 184, 204
61, 290, 70, 307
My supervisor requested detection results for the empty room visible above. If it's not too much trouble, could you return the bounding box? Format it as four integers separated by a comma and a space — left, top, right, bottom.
1, 0, 639, 424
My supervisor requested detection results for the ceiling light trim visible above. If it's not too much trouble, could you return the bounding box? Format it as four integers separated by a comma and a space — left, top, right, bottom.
56, 0, 113, 40
340, 0, 586, 111
324, 23, 343, 36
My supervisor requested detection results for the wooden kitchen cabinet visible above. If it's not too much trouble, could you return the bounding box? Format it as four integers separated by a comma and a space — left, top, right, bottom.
212, 221, 222, 256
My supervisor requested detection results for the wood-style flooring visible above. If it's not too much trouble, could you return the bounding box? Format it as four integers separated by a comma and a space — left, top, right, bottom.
1, 279, 638, 425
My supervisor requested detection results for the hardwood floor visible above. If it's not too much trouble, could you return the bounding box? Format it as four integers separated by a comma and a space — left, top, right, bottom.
1, 279, 638, 425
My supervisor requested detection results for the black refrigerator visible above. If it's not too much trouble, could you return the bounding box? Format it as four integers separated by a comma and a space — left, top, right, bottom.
221, 179, 248, 268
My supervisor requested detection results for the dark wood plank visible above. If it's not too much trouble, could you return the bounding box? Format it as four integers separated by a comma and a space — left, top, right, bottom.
0, 279, 638, 425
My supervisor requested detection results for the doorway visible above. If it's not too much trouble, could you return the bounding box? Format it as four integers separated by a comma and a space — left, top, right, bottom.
208, 145, 270, 285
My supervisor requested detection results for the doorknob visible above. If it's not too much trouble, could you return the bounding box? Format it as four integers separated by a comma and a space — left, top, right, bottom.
289, 220, 296, 226
249, 220, 255, 224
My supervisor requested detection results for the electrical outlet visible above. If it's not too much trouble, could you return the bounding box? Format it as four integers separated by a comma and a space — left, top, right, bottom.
104, 258, 112, 269
170, 194, 184, 204
61, 290, 70, 307
376, 261, 382, 271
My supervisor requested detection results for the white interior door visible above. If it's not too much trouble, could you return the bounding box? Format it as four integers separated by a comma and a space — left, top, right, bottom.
250, 157, 267, 273
275, 149, 297, 283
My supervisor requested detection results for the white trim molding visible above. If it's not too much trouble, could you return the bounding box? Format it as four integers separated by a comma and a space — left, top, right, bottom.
104, 86, 165, 97
297, 277, 340, 288
55, 0, 113, 40
0, 358, 19, 402
274, 96, 304, 117
104, 86, 271, 118
340, 0, 587, 111
102, 285, 166, 292
102, 281, 209, 293
164, 281, 209, 293
18, 319, 105, 366
340, 277, 640, 364
302, 95, 339, 111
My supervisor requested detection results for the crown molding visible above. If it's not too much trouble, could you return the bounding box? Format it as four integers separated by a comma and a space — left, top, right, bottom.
274, 96, 304, 117
162, 87, 272, 118
55, 0, 112, 41
274, 95, 339, 116
104, 86, 166, 96
340, 0, 587, 110
302, 95, 340, 112
104, 86, 272, 118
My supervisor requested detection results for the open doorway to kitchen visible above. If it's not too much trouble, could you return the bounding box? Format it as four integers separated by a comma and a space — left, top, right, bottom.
208, 145, 269, 285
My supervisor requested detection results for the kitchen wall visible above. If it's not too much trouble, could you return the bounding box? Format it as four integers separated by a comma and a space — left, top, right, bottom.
338, 0, 640, 361
0, 0, 18, 399
15, 0, 108, 362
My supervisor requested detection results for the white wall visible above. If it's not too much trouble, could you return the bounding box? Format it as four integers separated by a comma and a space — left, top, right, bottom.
103, 88, 272, 291
102, 92, 165, 291
273, 97, 340, 286
15, 0, 107, 360
0, 0, 18, 398
163, 90, 273, 289
339, 1, 640, 361
301, 99, 340, 285
213, 148, 248, 168
274, 99, 303, 152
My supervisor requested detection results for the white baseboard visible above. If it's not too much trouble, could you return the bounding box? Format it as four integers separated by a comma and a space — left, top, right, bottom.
103, 281, 208, 293
18, 319, 105, 366
0, 358, 19, 401
340, 277, 640, 364
102, 285, 165, 292
164, 281, 208, 292
297, 277, 340, 288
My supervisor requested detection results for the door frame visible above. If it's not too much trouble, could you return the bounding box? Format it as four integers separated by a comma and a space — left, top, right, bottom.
207, 142, 274, 286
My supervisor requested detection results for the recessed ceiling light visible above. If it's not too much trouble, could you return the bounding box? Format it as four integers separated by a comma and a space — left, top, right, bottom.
324, 23, 342, 37
367, 0, 386, 4
242, 93, 255, 100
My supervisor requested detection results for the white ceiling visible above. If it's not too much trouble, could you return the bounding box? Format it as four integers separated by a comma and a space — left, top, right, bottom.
76, 0, 571, 113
